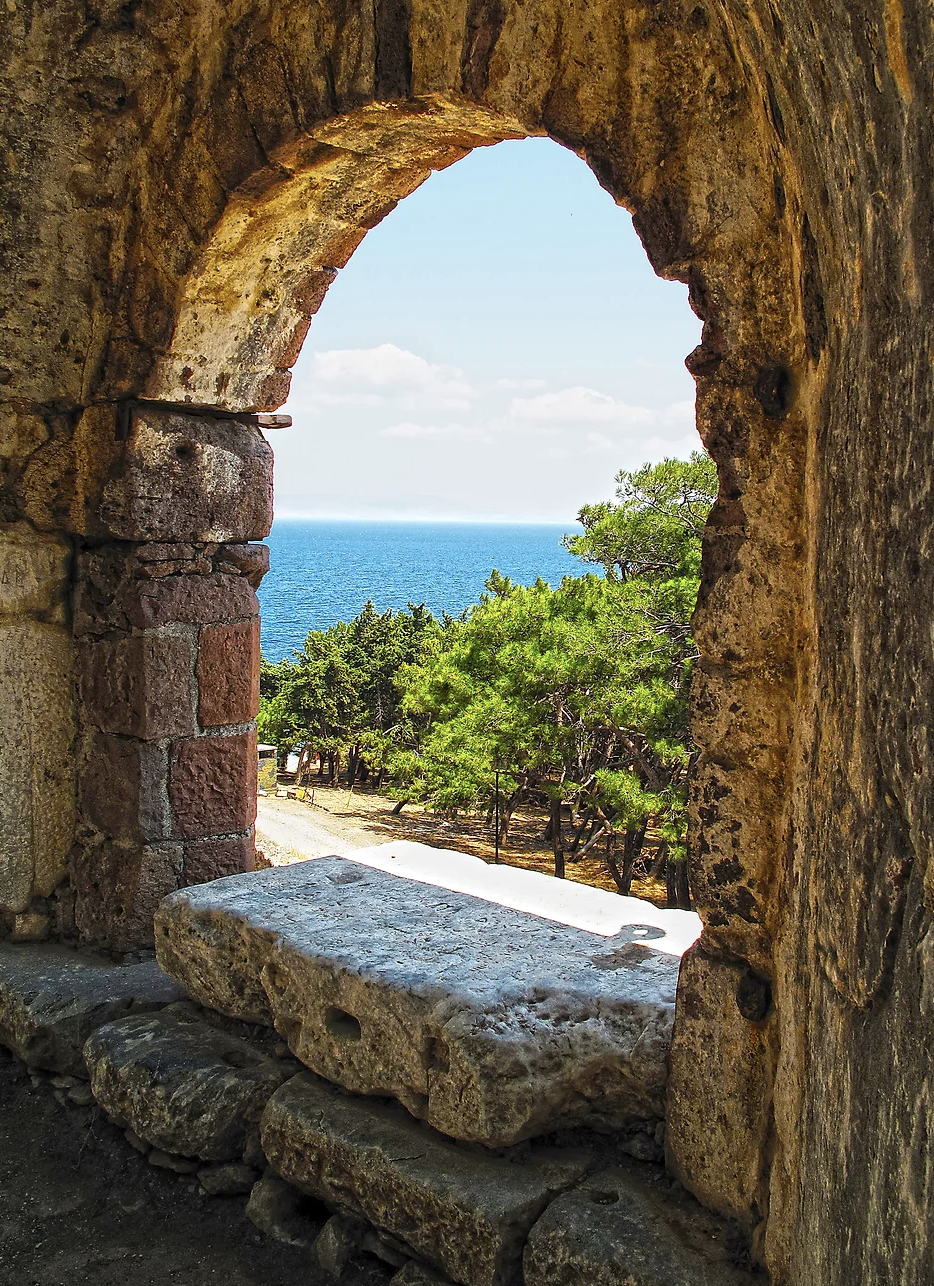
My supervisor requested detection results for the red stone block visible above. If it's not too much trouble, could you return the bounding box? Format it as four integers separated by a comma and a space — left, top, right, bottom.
169, 730, 257, 839
78, 636, 195, 739
214, 542, 269, 588
197, 618, 260, 727
123, 572, 258, 629
183, 834, 255, 886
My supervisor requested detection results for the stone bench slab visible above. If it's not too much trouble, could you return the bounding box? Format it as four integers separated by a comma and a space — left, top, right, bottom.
0, 942, 185, 1076
156, 858, 694, 1146
261, 1071, 573, 1286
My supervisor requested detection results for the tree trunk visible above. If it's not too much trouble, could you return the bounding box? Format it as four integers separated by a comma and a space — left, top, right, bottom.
605, 822, 647, 895
498, 790, 520, 847
567, 808, 596, 861
550, 798, 565, 879
391, 799, 407, 815
666, 856, 692, 910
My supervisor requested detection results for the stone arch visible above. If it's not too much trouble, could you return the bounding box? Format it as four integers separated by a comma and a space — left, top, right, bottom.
1, 2, 932, 1284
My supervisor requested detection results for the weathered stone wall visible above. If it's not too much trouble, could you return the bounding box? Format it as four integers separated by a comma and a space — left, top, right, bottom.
0, 1, 931, 1282
0, 524, 74, 939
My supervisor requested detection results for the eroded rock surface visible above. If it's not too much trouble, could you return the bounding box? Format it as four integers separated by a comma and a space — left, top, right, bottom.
156, 860, 691, 1145
0, 943, 184, 1076
261, 1072, 564, 1286
84, 1002, 297, 1159
523, 1168, 763, 1286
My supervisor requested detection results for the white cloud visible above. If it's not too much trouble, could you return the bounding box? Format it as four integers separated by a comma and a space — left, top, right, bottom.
380, 421, 492, 443
494, 377, 548, 390
309, 344, 473, 410
660, 399, 696, 428
510, 385, 658, 426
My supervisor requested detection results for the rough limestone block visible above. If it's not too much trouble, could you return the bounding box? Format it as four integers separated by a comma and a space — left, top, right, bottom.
84, 1002, 298, 1159
0, 524, 70, 618
156, 859, 689, 1145
96, 408, 273, 543
183, 835, 256, 885
0, 619, 75, 912
261, 1072, 561, 1286
78, 634, 195, 740
245, 1175, 319, 1247
523, 1169, 762, 1286
80, 733, 170, 843
121, 571, 258, 630
72, 840, 184, 953
0, 943, 184, 1076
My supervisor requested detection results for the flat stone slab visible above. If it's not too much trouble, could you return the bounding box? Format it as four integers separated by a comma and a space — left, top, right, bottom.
156, 859, 695, 1145
84, 1002, 298, 1160
0, 943, 185, 1076
523, 1168, 763, 1286
261, 1071, 568, 1286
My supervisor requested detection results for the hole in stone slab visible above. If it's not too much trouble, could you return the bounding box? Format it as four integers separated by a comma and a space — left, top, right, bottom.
426, 1037, 450, 1074
174, 441, 195, 460
588, 1189, 620, 1205
325, 1008, 362, 1042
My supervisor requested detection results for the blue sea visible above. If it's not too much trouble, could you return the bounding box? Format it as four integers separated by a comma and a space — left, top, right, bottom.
258, 520, 583, 660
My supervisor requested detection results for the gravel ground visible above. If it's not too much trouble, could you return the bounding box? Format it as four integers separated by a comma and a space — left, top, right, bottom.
0, 1048, 388, 1286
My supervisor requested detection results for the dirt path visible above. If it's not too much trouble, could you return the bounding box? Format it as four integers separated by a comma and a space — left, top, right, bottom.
0, 1050, 385, 1286
256, 794, 379, 862
256, 786, 668, 905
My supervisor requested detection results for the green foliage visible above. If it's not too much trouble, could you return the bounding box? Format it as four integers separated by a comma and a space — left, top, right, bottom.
257, 602, 442, 776
564, 451, 717, 582
390, 454, 716, 896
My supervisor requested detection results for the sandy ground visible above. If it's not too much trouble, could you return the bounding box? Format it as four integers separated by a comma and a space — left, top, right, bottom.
0, 1050, 387, 1286
256, 786, 669, 904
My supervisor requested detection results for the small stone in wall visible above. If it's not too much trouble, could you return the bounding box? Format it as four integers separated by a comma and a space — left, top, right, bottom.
315, 1214, 366, 1276
148, 1148, 200, 1175
198, 1162, 260, 1196
245, 1176, 319, 1248
390, 1263, 454, 1286
11, 913, 50, 943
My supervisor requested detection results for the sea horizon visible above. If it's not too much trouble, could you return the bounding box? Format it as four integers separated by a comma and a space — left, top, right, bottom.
258, 517, 585, 660
270, 514, 583, 526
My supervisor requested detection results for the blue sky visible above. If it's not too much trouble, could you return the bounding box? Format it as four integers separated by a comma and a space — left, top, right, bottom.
271, 137, 703, 522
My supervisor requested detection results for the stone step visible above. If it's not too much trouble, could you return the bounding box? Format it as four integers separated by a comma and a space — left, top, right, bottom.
260, 1071, 581, 1286
0, 942, 185, 1076
156, 858, 692, 1146
83, 1001, 300, 1160
524, 1167, 766, 1286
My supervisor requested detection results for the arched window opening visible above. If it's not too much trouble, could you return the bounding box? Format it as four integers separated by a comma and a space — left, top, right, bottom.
253, 137, 706, 913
